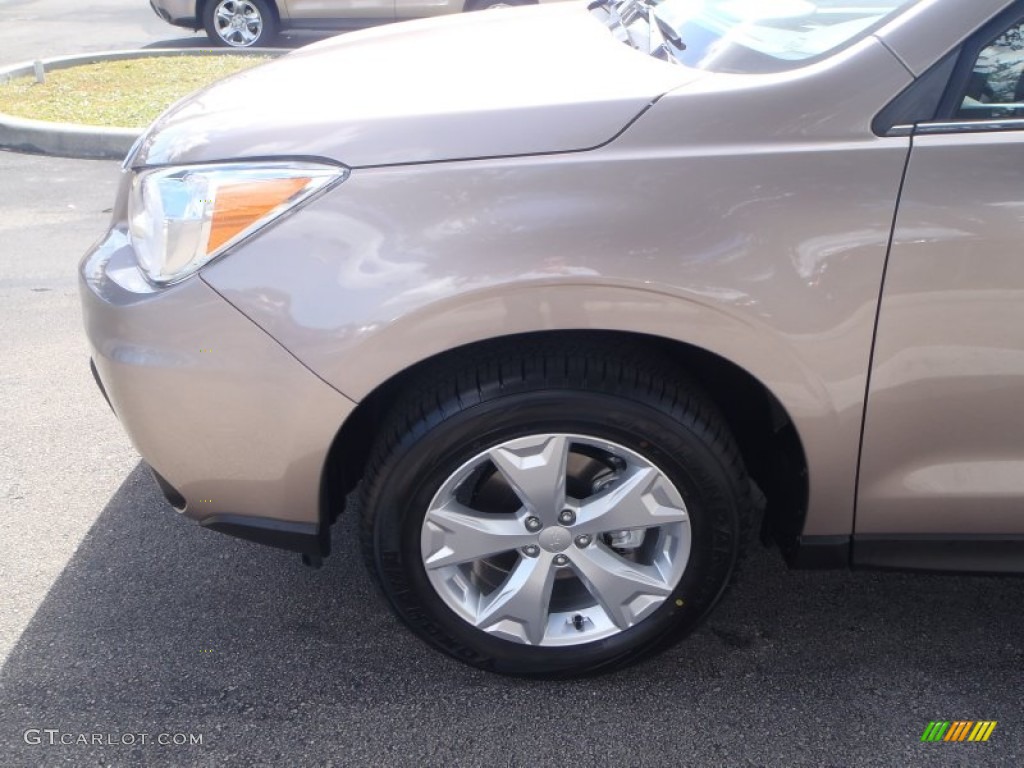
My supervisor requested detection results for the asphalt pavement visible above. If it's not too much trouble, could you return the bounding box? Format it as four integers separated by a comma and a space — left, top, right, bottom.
1, 3, 1023, 767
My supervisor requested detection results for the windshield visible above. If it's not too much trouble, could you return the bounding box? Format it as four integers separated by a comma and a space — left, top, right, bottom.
599, 0, 923, 74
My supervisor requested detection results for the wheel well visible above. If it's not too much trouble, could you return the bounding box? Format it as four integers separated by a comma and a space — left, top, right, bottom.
320, 331, 809, 558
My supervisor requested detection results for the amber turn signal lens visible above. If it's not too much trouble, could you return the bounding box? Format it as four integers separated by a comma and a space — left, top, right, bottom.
207, 176, 311, 253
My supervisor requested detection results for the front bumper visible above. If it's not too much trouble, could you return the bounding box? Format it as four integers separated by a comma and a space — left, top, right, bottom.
149, 0, 199, 30
80, 226, 357, 555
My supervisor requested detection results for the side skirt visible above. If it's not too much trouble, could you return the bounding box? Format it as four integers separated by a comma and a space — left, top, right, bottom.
786, 534, 1024, 574
853, 535, 1024, 575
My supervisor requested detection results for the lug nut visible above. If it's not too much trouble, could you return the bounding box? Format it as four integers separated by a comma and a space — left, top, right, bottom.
525, 516, 542, 532
553, 554, 569, 566
522, 545, 540, 558
575, 534, 592, 548
558, 509, 575, 525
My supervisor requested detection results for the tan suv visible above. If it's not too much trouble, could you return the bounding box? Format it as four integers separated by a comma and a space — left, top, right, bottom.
82, 0, 1024, 677
148, 0, 557, 47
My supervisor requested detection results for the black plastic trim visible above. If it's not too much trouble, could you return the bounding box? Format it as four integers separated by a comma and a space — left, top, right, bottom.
873, 49, 959, 136
785, 535, 850, 570
853, 535, 1024, 574
201, 514, 323, 555
89, 358, 114, 413
149, 466, 187, 511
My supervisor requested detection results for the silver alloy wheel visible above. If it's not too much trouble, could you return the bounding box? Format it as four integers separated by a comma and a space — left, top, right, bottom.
420, 434, 692, 647
213, 0, 263, 47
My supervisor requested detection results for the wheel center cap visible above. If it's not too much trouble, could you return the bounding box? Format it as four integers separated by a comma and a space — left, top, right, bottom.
538, 526, 572, 553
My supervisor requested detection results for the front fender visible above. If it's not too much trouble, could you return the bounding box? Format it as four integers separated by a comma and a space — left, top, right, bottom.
202, 148, 903, 538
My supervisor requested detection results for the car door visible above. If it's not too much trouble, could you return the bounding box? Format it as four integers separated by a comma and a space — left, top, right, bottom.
282, 0, 394, 22
856, 6, 1024, 570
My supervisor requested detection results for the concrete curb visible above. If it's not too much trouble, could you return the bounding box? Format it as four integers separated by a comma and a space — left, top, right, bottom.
0, 48, 282, 160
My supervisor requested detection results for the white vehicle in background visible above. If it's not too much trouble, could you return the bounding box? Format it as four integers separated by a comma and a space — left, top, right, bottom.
148, 0, 561, 47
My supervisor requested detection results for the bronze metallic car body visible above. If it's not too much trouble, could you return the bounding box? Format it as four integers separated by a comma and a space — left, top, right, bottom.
83, 0, 1024, 673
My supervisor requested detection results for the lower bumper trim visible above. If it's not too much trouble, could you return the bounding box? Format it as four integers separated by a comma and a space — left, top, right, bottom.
785, 535, 850, 569
200, 514, 323, 556
149, 466, 186, 511
89, 358, 114, 413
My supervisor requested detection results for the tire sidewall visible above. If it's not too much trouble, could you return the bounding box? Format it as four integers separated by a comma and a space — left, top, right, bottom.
369, 390, 742, 677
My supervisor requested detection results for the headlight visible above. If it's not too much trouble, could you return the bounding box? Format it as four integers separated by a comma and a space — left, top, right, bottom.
128, 161, 346, 285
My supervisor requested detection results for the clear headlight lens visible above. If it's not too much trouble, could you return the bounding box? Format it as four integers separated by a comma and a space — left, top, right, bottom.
128, 161, 346, 285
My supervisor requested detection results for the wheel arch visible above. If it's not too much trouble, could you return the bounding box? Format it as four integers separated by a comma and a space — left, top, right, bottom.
321, 330, 810, 561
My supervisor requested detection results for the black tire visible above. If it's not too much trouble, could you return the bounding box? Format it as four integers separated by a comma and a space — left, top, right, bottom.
203, 0, 278, 48
360, 337, 754, 678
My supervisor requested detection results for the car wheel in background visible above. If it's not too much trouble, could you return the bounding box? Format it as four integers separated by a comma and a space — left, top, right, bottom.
203, 0, 278, 47
360, 339, 756, 677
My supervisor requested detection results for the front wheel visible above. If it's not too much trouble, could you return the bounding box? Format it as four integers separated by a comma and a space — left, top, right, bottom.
203, 0, 278, 48
360, 339, 755, 677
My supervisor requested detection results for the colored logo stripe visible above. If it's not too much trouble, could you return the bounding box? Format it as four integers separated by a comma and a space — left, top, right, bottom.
973, 722, 997, 742
921, 721, 996, 742
945, 722, 971, 741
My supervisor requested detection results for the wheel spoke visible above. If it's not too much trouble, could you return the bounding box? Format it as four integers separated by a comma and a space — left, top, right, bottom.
575, 465, 687, 536
422, 501, 534, 570
570, 544, 673, 630
216, 7, 233, 23
421, 432, 692, 648
239, 24, 258, 43
475, 554, 555, 645
488, 435, 569, 525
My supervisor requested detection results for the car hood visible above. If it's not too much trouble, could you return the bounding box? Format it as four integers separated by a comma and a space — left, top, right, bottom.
132, 4, 703, 168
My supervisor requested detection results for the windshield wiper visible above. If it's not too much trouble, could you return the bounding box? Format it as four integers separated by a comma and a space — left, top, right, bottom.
590, 0, 686, 62
652, 9, 686, 52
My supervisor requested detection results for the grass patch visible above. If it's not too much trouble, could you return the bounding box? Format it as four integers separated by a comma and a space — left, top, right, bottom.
0, 55, 273, 128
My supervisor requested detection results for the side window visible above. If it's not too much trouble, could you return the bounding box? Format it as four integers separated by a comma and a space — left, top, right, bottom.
958, 21, 1024, 120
